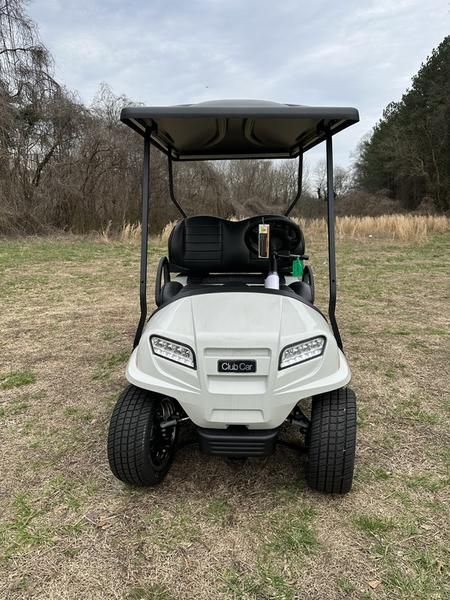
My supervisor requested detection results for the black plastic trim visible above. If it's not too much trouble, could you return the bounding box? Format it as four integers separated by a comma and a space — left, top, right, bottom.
278, 335, 327, 370
150, 334, 197, 369
155, 256, 170, 307
198, 427, 279, 457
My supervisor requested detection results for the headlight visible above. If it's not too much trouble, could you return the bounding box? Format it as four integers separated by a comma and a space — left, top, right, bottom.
150, 335, 196, 369
279, 336, 326, 369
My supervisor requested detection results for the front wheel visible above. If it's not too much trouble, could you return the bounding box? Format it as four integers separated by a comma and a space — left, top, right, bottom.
306, 388, 357, 494
107, 385, 177, 486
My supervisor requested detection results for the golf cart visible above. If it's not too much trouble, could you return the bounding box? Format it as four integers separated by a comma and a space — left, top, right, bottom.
107, 100, 359, 494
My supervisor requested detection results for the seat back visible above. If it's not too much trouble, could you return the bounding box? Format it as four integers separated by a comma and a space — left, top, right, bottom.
168, 215, 304, 274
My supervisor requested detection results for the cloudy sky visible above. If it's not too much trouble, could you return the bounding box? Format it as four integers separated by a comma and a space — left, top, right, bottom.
29, 0, 448, 167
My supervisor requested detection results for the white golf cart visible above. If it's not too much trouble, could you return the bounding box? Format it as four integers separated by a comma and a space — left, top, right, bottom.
107, 100, 359, 494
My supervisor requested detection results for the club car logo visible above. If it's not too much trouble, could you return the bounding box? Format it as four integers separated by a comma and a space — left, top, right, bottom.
218, 359, 257, 373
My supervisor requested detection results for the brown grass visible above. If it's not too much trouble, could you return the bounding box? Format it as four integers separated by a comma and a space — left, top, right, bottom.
304, 214, 450, 242
0, 231, 449, 599
109, 214, 450, 245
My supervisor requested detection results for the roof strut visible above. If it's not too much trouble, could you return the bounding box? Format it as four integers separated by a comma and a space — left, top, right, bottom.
168, 155, 187, 218
325, 129, 343, 351
284, 153, 303, 216
133, 127, 151, 349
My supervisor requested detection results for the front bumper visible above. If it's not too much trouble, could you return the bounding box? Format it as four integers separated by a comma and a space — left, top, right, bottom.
197, 426, 279, 457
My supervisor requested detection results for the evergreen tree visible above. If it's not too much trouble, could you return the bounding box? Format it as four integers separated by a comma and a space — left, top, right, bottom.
355, 36, 450, 211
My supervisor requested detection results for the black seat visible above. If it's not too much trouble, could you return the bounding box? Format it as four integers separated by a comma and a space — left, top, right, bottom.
168, 215, 304, 274
156, 216, 313, 307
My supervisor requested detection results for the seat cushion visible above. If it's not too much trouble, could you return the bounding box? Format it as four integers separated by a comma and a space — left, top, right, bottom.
168, 215, 304, 274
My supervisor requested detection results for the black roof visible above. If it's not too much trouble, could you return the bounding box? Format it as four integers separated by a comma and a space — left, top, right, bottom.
120, 99, 359, 161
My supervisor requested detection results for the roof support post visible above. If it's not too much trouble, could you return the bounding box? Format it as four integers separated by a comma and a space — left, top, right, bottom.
325, 130, 343, 350
285, 153, 303, 216
168, 155, 187, 218
133, 127, 151, 348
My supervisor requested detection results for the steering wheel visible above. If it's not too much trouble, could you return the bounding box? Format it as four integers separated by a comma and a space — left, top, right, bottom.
244, 216, 302, 256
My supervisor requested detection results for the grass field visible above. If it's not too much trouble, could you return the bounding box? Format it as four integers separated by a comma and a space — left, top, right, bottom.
0, 229, 449, 599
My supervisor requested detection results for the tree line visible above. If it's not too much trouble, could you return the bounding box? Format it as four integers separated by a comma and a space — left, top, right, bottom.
1, 1, 448, 236
354, 36, 450, 213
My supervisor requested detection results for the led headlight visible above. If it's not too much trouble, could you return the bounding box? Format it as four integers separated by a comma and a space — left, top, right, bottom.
279, 336, 326, 369
150, 335, 196, 369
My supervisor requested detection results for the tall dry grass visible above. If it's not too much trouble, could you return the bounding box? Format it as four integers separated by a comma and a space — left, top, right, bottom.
119, 222, 142, 242
107, 214, 449, 245
298, 214, 450, 242
100, 221, 171, 244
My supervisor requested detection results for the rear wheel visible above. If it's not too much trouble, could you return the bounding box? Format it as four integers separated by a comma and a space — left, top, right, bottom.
306, 388, 357, 494
107, 385, 177, 486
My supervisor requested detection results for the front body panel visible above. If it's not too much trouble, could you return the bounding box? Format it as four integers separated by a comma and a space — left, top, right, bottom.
126, 292, 351, 429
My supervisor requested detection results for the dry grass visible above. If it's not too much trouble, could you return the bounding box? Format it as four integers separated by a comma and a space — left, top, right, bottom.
0, 231, 449, 599
102, 221, 173, 245
109, 215, 450, 245
304, 214, 450, 242
119, 222, 142, 243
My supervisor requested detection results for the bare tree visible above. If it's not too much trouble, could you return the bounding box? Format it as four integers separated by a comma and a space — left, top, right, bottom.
314, 160, 353, 200
0, 1, 359, 235
0, 0, 57, 99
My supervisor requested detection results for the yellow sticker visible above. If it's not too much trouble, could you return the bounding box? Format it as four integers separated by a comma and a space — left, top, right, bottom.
258, 223, 270, 258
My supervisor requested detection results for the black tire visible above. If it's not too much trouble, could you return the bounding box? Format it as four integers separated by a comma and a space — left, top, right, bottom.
306, 388, 357, 494
302, 265, 315, 304
107, 385, 177, 486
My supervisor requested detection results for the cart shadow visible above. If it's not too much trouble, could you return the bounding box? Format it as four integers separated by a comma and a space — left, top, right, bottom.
162, 426, 309, 502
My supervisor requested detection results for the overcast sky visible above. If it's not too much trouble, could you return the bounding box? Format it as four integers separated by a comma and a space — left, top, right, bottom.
29, 0, 448, 168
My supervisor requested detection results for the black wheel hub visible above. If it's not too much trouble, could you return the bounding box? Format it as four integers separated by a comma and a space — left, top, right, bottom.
149, 398, 177, 468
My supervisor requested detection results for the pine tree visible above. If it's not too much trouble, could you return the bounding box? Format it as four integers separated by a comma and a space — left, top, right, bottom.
355, 36, 450, 211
